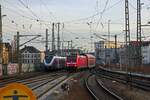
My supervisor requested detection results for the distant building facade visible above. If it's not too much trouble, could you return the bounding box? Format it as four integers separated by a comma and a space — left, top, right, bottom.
118, 41, 150, 66
20, 46, 41, 64
95, 41, 105, 60
141, 42, 150, 64
94, 41, 119, 64
2, 43, 12, 64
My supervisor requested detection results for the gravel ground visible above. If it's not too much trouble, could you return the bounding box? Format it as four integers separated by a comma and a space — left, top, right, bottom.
97, 76, 150, 100
58, 71, 93, 100
41, 71, 93, 100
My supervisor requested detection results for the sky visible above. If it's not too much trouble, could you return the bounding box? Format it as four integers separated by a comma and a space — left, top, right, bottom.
1, 0, 150, 51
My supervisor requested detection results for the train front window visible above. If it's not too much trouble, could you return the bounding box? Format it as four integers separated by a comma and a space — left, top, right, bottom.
45, 55, 53, 63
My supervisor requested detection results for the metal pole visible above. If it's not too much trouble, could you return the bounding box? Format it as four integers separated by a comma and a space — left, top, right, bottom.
125, 0, 131, 88
52, 23, 55, 51
137, 0, 142, 66
45, 29, 48, 51
115, 35, 117, 63
108, 20, 111, 67
0, 5, 2, 64
90, 36, 93, 51
90, 23, 92, 51
17, 32, 21, 74
71, 40, 73, 49
108, 20, 111, 48
67, 41, 70, 55
61, 42, 64, 56
105, 45, 107, 65
125, 0, 130, 67
57, 23, 60, 52
68, 41, 70, 50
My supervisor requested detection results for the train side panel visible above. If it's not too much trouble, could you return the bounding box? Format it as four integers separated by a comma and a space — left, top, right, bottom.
76, 55, 88, 69
51, 57, 66, 70
44, 56, 66, 70
86, 54, 96, 68
65, 54, 95, 70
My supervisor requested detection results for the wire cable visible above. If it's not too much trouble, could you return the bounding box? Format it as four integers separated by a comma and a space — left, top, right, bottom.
94, 0, 110, 31
17, 0, 40, 20
64, 0, 122, 23
40, 0, 58, 22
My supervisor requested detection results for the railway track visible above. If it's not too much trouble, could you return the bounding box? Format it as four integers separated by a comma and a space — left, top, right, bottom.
0, 72, 49, 87
0, 72, 66, 87
0, 70, 67, 84
85, 74, 123, 100
36, 75, 71, 100
0, 71, 74, 100
96, 68, 150, 91
0, 72, 46, 81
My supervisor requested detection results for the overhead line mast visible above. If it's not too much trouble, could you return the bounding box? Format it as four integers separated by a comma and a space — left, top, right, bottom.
0, 5, 2, 64
45, 29, 48, 52
137, 0, 142, 66
52, 23, 55, 51
125, 0, 130, 67
125, 0, 133, 89
57, 22, 60, 53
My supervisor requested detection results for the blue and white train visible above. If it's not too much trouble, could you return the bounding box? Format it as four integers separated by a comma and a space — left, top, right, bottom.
43, 52, 66, 70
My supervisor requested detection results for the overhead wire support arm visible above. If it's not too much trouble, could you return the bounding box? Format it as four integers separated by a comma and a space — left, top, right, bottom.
93, 33, 108, 41
141, 24, 150, 27
19, 35, 41, 37
18, 35, 42, 47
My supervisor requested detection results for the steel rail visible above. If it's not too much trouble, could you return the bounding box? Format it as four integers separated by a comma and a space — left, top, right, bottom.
96, 68, 150, 91
0, 73, 60, 87
85, 74, 99, 100
36, 73, 73, 99
85, 74, 123, 100
95, 76, 123, 100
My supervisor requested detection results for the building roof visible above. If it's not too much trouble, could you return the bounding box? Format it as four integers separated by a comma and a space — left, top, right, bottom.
20, 46, 40, 53
2, 42, 11, 48
129, 41, 150, 46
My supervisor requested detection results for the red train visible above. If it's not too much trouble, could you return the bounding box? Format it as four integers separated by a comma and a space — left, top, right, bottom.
65, 54, 96, 70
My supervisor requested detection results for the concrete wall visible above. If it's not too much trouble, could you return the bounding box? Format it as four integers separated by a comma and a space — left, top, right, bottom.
0, 63, 41, 77
7, 63, 18, 75
21, 64, 35, 72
